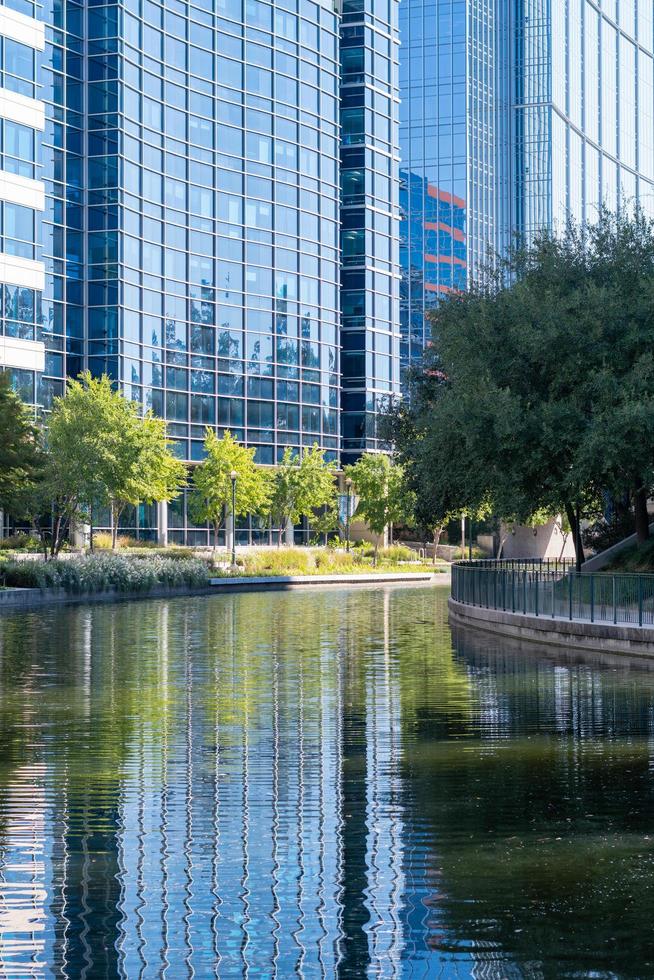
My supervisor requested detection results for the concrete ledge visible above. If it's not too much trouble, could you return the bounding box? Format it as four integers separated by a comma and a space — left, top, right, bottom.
0, 573, 444, 611
0, 584, 217, 611
210, 572, 440, 591
448, 597, 654, 658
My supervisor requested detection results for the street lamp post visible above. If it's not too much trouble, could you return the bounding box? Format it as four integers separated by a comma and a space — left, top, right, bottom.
230, 469, 237, 567
345, 477, 352, 553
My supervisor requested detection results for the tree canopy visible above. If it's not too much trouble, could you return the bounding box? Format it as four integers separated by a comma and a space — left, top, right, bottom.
188, 429, 271, 547
44, 373, 185, 549
0, 373, 42, 515
269, 445, 336, 544
344, 453, 415, 561
386, 208, 654, 568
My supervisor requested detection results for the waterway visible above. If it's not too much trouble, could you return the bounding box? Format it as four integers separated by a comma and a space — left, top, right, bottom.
1, 583, 654, 978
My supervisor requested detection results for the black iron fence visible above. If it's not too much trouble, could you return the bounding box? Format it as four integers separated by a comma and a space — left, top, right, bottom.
451, 560, 654, 628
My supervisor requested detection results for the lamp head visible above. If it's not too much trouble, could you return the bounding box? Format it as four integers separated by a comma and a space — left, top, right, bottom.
230, 470, 237, 481
345, 477, 352, 489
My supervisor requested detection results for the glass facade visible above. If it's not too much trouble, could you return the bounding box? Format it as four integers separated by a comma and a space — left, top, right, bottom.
3, 0, 342, 474
512, 0, 654, 237
399, 0, 654, 374
399, 0, 501, 370
1, 0, 652, 532
339, 0, 401, 464
0, 1, 45, 406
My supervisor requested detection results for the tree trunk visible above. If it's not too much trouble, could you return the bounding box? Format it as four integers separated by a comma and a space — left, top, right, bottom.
432, 527, 443, 568
564, 501, 585, 573
634, 486, 650, 544
558, 531, 569, 562
89, 502, 94, 552
373, 540, 379, 567
51, 513, 63, 558
214, 520, 220, 553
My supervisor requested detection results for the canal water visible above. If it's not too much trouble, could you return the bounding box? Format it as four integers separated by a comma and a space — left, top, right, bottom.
1, 584, 654, 978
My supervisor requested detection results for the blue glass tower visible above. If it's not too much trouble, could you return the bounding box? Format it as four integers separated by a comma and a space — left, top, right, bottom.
399, 0, 654, 374
339, 0, 402, 464
4, 0, 341, 436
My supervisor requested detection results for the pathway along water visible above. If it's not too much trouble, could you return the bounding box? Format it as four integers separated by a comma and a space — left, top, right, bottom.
1, 583, 654, 977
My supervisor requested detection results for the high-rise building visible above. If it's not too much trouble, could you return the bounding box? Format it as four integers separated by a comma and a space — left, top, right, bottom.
338, 0, 401, 465
399, 0, 654, 374
0, 0, 355, 541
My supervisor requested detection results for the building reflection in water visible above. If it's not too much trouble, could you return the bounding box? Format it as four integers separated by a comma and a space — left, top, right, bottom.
4, 588, 652, 977
0, 589, 443, 978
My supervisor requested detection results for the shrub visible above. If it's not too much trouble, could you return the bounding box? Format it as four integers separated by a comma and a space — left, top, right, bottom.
583, 513, 635, 554
91, 532, 115, 550
380, 544, 416, 563
1, 553, 210, 593
243, 548, 313, 576
0, 533, 42, 552
124, 546, 196, 560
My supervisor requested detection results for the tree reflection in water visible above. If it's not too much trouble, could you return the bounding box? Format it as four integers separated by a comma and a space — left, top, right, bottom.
0, 587, 652, 977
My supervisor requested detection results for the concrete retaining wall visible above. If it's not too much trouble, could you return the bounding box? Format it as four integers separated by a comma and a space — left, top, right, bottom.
0, 584, 216, 610
209, 571, 439, 591
448, 596, 654, 658
0, 572, 443, 612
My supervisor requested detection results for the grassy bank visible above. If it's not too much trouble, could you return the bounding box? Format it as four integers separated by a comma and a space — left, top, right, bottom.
604, 539, 654, 573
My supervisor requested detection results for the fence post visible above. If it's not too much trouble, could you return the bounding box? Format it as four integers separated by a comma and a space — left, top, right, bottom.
535, 573, 539, 617
523, 570, 527, 614
639, 577, 643, 627
552, 575, 555, 618
590, 575, 594, 623
511, 570, 515, 613
613, 576, 617, 625
569, 573, 573, 620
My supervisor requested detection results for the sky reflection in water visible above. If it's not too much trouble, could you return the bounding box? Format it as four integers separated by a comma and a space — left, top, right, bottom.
1, 585, 654, 978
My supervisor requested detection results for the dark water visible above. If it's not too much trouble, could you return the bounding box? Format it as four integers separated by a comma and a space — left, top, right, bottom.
2, 585, 654, 978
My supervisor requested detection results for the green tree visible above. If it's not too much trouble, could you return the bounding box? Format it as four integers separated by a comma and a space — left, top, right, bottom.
44, 373, 186, 552
188, 429, 271, 549
108, 412, 186, 548
345, 453, 415, 564
0, 373, 42, 516
269, 445, 336, 546
387, 209, 654, 570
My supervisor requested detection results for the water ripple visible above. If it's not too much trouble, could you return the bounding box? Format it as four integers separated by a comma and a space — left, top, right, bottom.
1, 587, 654, 977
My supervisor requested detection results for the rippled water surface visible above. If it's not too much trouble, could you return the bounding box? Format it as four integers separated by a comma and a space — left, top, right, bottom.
3, 584, 654, 978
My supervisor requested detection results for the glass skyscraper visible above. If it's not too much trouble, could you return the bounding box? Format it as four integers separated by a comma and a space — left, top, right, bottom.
399, 0, 654, 373
339, 0, 401, 464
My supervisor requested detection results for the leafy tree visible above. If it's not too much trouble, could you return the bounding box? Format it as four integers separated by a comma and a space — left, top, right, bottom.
44, 373, 186, 552
344, 453, 415, 564
387, 208, 654, 570
108, 412, 186, 548
188, 429, 271, 548
0, 372, 43, 515
269, 445, 336, 546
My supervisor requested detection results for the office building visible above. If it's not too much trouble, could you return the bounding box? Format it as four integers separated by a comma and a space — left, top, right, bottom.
339, 0, 401, 464
399, 0, 654, 372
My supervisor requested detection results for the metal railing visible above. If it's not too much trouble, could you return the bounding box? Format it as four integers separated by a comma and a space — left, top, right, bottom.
451, 560, 654, 628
